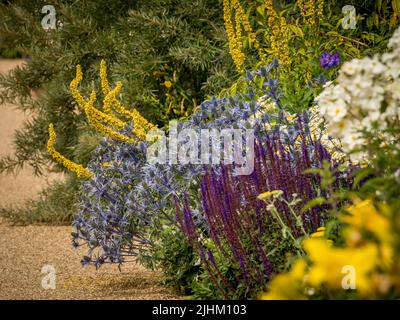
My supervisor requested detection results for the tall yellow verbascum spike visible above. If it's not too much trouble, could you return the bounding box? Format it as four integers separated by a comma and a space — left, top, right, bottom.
103, 81, 122, 116
99, 59, 110, 96
265, 0, 291, 66
70, 65, 126, 129
49, 60, 157, 179
69, 60, 156, 144
317, 0, 324, 20
231, 0, 266, 63
47, 123, 93, 179
130, 109, 156, 140
83, 90, 137, 144
223, 0, 245, 73
278, 17, 291, 66
98, 60, 157, 140
223, 0, 266, 72
70, 65, 86, 108
265, 0, 276, 27
297, 0, 318, 26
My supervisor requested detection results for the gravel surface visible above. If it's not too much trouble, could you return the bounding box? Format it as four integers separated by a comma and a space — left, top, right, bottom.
0, 221, 179, 300
0, 59, 180, 300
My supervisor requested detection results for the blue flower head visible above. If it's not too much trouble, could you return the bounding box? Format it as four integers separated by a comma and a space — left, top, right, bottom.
320, 51, 341, 69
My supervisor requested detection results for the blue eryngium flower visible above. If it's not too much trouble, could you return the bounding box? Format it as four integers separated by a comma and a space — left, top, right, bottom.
320, 51, 341, 69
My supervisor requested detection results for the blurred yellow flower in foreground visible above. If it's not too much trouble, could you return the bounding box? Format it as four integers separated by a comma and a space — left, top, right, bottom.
310, 226, 326, 238
343, 199, 391, 244
304, 238, 379, 294
261, 197, 397, 299
261, 260, 307, 300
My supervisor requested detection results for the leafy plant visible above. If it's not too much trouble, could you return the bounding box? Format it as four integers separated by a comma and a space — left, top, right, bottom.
145, 225, 202, 295
0, 176, 78, 225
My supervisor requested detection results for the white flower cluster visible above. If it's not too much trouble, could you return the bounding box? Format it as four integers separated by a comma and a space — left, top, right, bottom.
308, 105, 344, 161
316, 27, 400, 161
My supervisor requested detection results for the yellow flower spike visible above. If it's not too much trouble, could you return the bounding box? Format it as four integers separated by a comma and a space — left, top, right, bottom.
297, 0, 306, 17
93, 122, 137, 143
231, 0, 265, 64
97, 59, 157, 137
278, 17, 291, 65
83, 90, 137, 144
102, 89, 156, 141
100, 59, 110, 95
264, 1, 291, 67
260, 260, 307, 300
317, 0, 324, 20
47, 123, 93, 179
234, 2, 244, 60
70, 64, 126, 129
303, 238, 379, 294
85, 93, 126, 129
69, 65, 86, 108
307, 0, 316, 25
103, 81, 123, 115
223, 0, 245, 73
265, 0, 276, 28
297, 0, 320, 26
69, 60, 156, 144
130, 108, 157, 140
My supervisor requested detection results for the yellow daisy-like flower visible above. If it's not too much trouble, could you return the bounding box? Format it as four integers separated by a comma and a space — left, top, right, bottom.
257, 190, 284, 200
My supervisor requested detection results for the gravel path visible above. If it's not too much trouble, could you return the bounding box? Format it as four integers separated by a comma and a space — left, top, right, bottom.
0, 221, 179, 300
0, 59, 179, 300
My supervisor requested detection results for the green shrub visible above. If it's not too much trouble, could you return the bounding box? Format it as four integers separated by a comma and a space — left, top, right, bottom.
0, 176, 78, 225
143, 226, 202, 296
